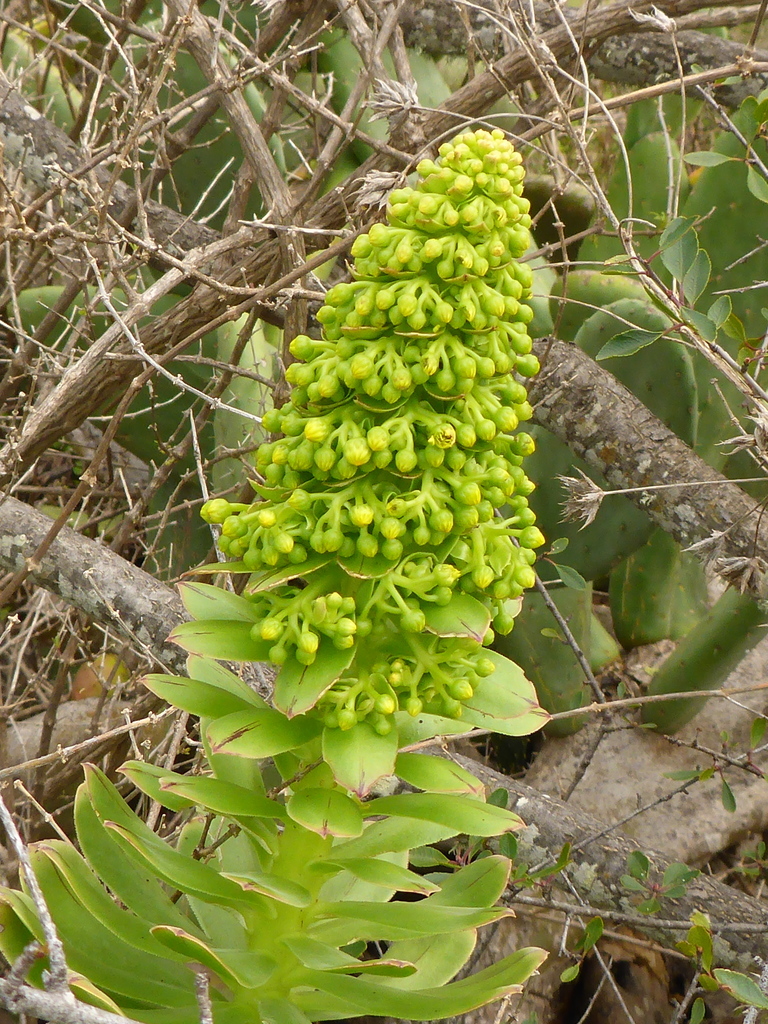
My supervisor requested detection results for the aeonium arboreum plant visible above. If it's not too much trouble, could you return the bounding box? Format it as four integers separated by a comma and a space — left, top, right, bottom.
0, 130, 550, 1024
192, 127, 550, 793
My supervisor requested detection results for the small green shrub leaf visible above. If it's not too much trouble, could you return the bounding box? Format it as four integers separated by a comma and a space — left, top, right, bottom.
721, 778, 737, 813
596, 329, 663, 360
683, 248, 711, 304
747, 165, 768, 205
684, 151, 738, 167
713, 969, 768, 1008
690, 997, 706, 1024
553, 563, 588, 590
750, 716, 767, 749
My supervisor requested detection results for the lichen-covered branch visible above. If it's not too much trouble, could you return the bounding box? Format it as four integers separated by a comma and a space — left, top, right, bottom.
400, 1, 767, 108
460, 755, 768, 969
0, 495, 187, 671
0, 70, 219, 257
529, 339, 768, 596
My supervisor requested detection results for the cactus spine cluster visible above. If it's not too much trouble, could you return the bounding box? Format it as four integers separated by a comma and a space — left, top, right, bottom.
202, 128, 544, 733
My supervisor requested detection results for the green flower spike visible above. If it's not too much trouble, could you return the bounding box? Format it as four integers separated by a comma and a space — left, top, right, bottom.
196, 128, 549, 785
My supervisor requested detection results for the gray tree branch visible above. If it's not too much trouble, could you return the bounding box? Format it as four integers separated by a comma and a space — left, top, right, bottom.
529, 339, 768, 596
0, 69, 219, 258
0, 495, 187, 672
400, 1, 768, 107
0, 978, 146, 1024
457, 754, 768, 969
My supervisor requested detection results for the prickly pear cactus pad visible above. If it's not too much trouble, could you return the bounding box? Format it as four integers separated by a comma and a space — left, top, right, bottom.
195, 129, 548, 772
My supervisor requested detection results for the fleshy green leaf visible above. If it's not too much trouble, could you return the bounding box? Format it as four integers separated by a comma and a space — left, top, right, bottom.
104, 822, 257, 908
258, 998, 313, 1024
309, 900, 508, 943
273, 643, 355, 717
153, 772, 285, 820
322, 721, 398, 797
244, 556, 331, 593
169, 620, 271, 661
378, 932, 476, 990
294, 947, 547, 1019
429, 856, 511, 908
223, 871, 312, 907
395, 753, 485, 798
312, 858, 439, 895
332, 818, 458, 859
363, 793, 523, 837
151, 926, 278, 989
26, 848, 195, 1006
186, 655, 269, 704
177, 582, 259, 622
84, 769, 256, 909
281, 934, 414, 975
140, 673, 260, 719
183, 560, 252, 574
31, 842, 183, 961
461, 652, 550, 736
74, 786, 198, 933
118, 762, 196, 812
286, 787, 364, 838
206, 708, 322, 759
395, 711, 472, 746
423, 594, 491, 642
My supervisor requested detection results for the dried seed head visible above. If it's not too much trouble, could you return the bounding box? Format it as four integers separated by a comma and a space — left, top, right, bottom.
630, 5, 676, 31
369, 79, 419, 123
558, 470, 604, 528
355, 170, 403, 211
712, 555, 768, 595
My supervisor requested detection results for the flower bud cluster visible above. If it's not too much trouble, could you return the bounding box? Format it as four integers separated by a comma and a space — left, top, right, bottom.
202, 129, 544, 731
